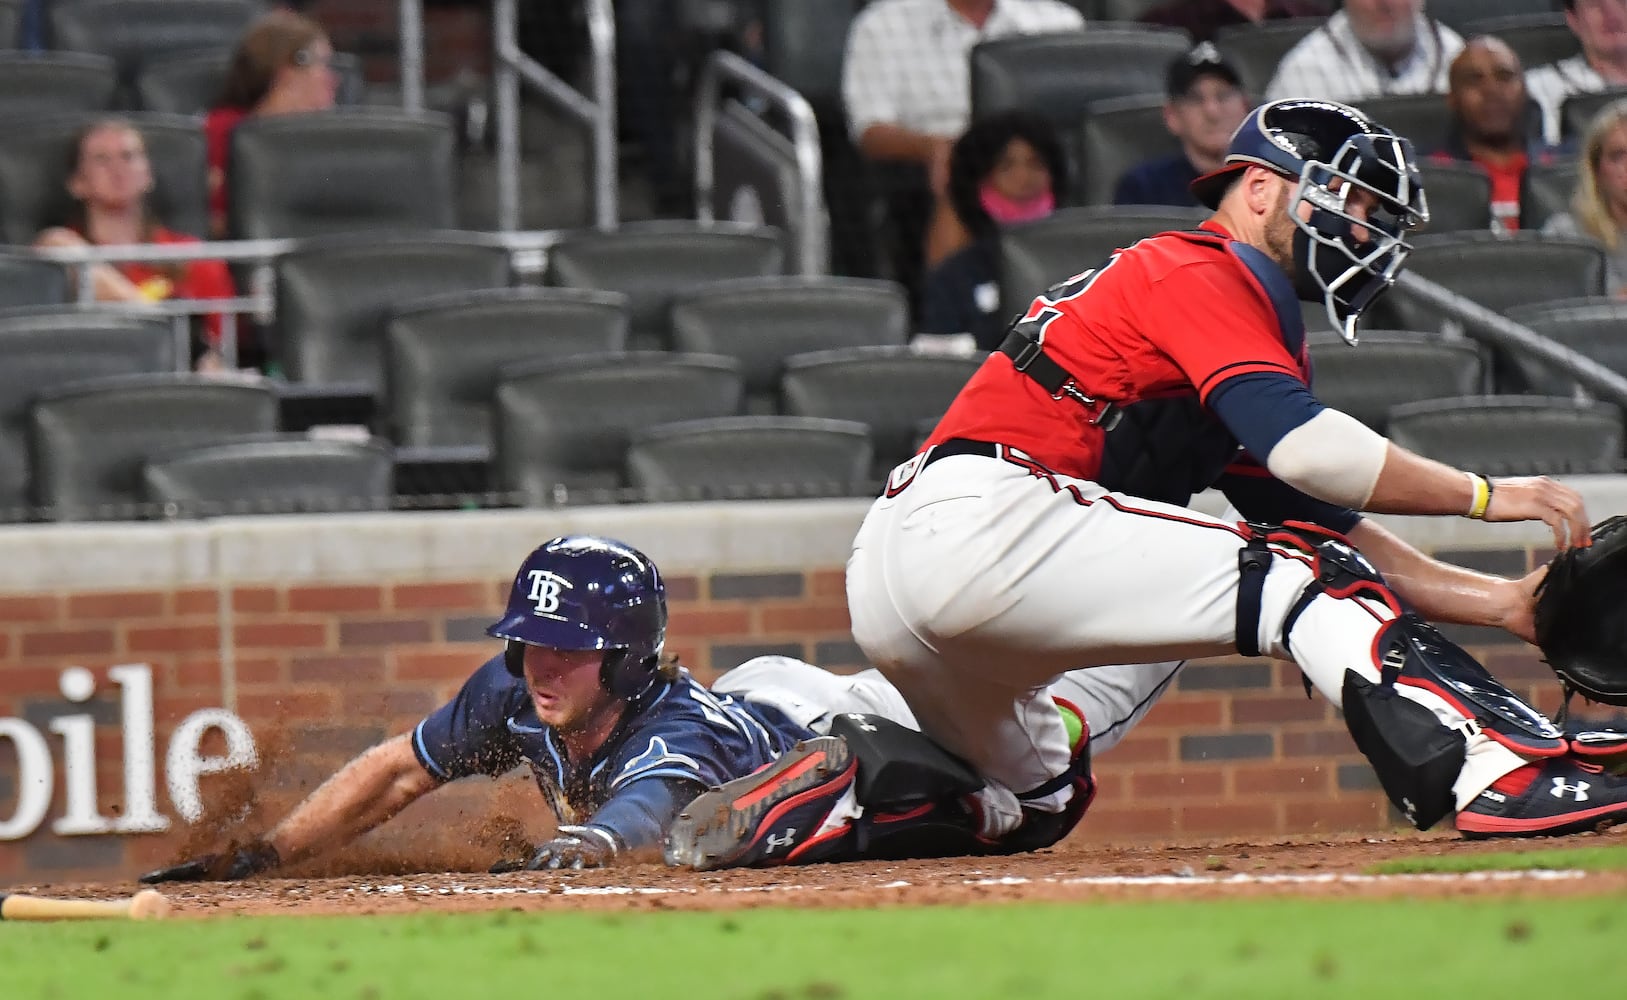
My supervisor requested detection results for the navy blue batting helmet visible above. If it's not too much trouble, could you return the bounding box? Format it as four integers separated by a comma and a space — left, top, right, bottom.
1191, 99, 1429, 345
489, 535, 668, 699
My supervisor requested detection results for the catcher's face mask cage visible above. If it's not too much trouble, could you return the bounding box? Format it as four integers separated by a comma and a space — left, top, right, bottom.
1290, 129, 1429, 346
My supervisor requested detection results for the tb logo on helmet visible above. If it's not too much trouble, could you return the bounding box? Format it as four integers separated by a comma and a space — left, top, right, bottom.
526, 570, 572, 618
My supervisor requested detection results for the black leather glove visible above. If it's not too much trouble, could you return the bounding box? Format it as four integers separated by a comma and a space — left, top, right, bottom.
138, 841, 281, 884
489, 826, 618, 872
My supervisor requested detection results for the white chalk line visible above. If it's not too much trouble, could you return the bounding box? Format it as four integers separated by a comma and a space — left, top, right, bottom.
347, 868, 1588, 899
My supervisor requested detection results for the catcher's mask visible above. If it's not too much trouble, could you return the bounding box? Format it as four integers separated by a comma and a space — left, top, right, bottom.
488, 535, 668, 701
1192, 99, 1429, 345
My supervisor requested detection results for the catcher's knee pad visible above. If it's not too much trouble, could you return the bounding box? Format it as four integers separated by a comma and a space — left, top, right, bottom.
1343, 614, 1567, 830
1234, 520, 1401, 657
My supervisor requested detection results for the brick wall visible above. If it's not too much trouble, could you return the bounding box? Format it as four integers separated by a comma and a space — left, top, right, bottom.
0, 546, 1608, 885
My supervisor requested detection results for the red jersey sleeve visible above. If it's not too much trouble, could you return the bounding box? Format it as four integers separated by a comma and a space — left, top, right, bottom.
1143, 258, 1305, 403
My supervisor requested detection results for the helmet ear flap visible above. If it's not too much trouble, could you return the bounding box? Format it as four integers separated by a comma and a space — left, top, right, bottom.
600, 649, 657, 700
504, 640, 525, 678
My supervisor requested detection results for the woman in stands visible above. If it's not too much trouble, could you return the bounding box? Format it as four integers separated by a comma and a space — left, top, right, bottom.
34, 119, 236, 372
919, 112, 1067, 351
206, 9, 338, 237
1544, 99, 1627, 296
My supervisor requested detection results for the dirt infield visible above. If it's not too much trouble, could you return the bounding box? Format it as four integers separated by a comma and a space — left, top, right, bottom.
17, 828, 1627, 918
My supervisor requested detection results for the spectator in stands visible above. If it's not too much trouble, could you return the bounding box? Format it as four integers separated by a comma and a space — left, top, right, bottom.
1428, 36, 1565, 232
1527, 0, 1627, 146
919, 112, 1066, 351
1114, 44, 1252, 208
1264, 0, 1461, 104
842, 0, 1084, 301
33, 119, 236, 371
1545, 98, 1627, 296
206, 10, 338, 236
1138, 0, 1328, 43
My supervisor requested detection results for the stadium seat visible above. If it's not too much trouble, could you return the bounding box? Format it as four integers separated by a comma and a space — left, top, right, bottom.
0, 111, 207, 244
545, 223, 784, 350
0, 51, 117, 118
144, 436, 395, 517
0, 312, 176, 517
48, 0, 261, 91
779, 346, 983, 474
30, 372, 278, 521
1092, 0, 1166, 21
1306, 331, 1487, 433
1562, 88, 1627, 142
1505, 298, 1627, 396
1076, 96, 1180, 207
758, 0, 857, 115
970, 28, 1191, 129
386, 287, 629, 449
229, 109, 458, 240
1519, 156, 1579, 231
275, 233, 512, 396
136, 49, 365, 115
1463, 14, 1581, 71
626, 416, 874, 502
1386, 234, 1607, 333
1387, 395, 1623, 476
1214, 19, 1327, 98
494, 352, 744, 504
670, 277, 909, 411
1356, 93, 1450, 150
0, 0, 19, 48
1428, 0, 1555, 34
0, 252, 69, 309
1415, 162, 1493, 234
998, 205, 1208, 316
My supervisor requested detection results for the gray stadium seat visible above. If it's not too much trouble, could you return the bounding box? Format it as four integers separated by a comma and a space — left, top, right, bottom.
276, 233, 512, 394
626, 416, 874, 502
1076, 96, 1180, 207
669, 277, 909, 410
1463, 15, 1581, 71
229, 109, 458, 240
0, 51, 117, 117
1505, 298, 1627, 396
1428, 0, 1554, 34
136, 49, 365, 115
386, 287, 629, 449
0, 111, 208, 243
780, 346, 983, 473
1357, 93, 1450, 149
1307, 331, 1487, 433
999, 205, 1208, 315
545, 223, 784, 350
1562, 89, 1627, 142
0, 252, 69, 309
0, 0, 19, 48
1386, 234, 1607, 333
759, 0, 857, 113
0, 311, 176, 516
1093, 0, 1166, 21
1416, 162, 1493, 234
48, 0, 262, 88
970, 28, 1191, 128
1388, 395, 1623, 476
144, 436, 394, 517
30, 373, 277, 521
495, 352, 745, 504
1214, 19, 1326, 98
1520, 156, 1579, 231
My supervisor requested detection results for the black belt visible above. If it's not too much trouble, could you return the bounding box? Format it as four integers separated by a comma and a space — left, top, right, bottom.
997, 326, 1121, 430
922, 438, 1000, 469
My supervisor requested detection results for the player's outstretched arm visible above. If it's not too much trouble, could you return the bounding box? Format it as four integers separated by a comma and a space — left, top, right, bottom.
140, 734, 440, 883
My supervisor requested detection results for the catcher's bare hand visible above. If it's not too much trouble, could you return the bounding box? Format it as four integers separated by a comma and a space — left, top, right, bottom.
1495, 565, 1548, 646
1481, 476, 1591, 550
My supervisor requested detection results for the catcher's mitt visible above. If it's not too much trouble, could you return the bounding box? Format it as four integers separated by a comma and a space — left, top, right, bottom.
1534, 515, 1627, 706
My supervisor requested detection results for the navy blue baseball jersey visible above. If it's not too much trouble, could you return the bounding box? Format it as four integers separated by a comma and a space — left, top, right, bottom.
411, 654, 814, 852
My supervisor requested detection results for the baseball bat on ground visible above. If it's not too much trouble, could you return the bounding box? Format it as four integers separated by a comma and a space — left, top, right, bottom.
0, 888, 171, 922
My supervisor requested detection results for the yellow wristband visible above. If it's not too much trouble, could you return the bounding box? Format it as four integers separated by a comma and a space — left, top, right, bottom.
1466, 473, 1491, 519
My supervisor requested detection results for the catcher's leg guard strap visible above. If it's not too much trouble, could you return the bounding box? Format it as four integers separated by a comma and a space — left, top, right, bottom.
1235, 531, 1273, 657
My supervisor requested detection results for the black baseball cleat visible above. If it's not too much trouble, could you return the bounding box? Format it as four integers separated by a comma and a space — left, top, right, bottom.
1456, 755, 1627, 838
664, 736, 858, 870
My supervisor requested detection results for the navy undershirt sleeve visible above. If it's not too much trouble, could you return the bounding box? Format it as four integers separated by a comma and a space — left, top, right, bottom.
1205, 369, 1327, 463
585, 776, 704, 852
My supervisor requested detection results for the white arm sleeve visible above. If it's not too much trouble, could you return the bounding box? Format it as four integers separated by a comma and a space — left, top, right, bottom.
1263, 408, 1388, 509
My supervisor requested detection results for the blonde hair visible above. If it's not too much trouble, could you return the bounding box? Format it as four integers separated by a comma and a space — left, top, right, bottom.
218, 10, 328, 111
1572, 98, 1627, 251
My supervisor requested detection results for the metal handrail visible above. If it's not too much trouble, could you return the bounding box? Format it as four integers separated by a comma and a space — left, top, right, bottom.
1392, 270, 1627, 409
399, 0, 425, 114
491, 0, 618, 231
694, 50, 828, 277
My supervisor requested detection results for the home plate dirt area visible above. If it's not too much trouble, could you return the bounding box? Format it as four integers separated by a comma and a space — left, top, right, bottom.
21, 830, 1627, 918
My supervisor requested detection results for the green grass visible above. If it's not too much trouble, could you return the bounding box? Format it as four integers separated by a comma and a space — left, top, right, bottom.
1368, 842, 1627, 875
3, 898, 1624, 1000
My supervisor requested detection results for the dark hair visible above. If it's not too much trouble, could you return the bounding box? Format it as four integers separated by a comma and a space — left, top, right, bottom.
64, 119, 186, 278
217, 10, 327, 111
946, 112, 1069, 241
